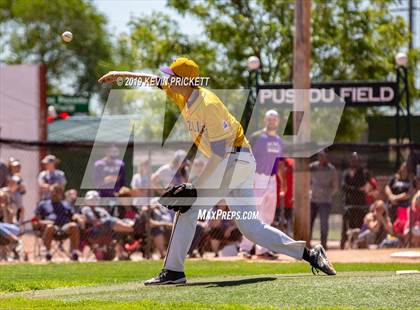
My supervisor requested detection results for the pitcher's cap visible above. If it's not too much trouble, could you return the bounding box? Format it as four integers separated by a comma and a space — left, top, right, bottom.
160, 57, 199, 78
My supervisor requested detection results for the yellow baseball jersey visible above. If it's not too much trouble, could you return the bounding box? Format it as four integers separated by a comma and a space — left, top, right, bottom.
164, 86, 250, 157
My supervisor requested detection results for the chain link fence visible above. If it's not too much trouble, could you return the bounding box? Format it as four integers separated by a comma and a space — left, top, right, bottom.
0, 139, 419, 262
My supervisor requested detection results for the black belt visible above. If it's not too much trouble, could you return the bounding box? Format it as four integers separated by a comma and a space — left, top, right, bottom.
229, 146, 251, 154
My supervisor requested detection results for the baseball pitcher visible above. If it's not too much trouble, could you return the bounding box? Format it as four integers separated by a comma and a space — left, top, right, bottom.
99, 57, 336, 285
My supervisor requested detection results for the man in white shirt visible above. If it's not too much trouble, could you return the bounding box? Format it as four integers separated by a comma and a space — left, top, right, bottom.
151, 150, 189, 193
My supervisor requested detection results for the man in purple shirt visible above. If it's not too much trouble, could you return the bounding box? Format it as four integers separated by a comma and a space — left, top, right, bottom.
240, 109, 286, 259
93, 146, 125, 197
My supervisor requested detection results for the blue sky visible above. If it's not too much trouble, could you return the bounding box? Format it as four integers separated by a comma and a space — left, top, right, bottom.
92, 0, 203, 36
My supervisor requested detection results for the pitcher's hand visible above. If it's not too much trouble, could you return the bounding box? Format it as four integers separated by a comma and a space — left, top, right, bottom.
98, 71, 123, 84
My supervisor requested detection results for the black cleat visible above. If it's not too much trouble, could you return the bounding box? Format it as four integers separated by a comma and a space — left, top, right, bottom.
144, 269, 186, 285
71, 252, 79, 261
309, 245, 336, 276
45, 252, 52, 262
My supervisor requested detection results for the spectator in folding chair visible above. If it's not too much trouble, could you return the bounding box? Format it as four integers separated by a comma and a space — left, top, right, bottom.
356, 200, 392, 249
79, 190, 137, 233
34, 184, 80, 261
77, 191, 144, 260
111, 187, 146, 258
380, 207, 411, 249
0, 191, 22, 260
38, 155, 67, 200
112, 187, 138, 220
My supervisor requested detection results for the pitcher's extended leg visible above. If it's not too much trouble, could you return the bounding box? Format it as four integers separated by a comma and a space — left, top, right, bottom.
227, 187, 306, 259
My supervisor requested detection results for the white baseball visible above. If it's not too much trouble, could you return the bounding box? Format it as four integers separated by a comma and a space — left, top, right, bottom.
61, 31, 73, 43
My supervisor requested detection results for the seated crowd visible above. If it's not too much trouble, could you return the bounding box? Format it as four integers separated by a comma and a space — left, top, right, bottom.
340, 155, 420, 249
0, 148, 419, 262
0, 150, 253, 261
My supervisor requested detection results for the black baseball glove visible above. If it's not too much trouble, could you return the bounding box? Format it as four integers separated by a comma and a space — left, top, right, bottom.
158, 183, 197, 214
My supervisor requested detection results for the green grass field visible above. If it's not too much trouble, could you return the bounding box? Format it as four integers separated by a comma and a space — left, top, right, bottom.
0, 260, 419, 309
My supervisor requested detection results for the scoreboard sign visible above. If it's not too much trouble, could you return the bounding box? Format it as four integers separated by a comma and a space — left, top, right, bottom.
257, 81, 398, 107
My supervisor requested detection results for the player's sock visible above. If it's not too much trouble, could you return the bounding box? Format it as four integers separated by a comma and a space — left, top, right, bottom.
301, 247, 311, 262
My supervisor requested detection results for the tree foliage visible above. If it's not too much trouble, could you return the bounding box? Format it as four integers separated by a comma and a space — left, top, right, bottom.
0, 0, 112, 96
1, 0, 418, 141
113, 12, 217, 81
162, 0, 417, 141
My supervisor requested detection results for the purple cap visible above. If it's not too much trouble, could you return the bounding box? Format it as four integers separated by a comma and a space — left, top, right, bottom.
160, 66, 175, 76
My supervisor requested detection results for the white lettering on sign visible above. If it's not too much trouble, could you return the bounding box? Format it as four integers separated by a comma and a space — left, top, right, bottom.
339, 87, 395, 103
310, 89, 335, 103
340, 88, 353, 102
259, 89, 336, 105
258, 86, 395, 105
260, 89, 273, 103
381, 87, 394, 102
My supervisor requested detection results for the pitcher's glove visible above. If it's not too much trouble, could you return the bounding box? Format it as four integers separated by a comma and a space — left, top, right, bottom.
158, 183, 197, 214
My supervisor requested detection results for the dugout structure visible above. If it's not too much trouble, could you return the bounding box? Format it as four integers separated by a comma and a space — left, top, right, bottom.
0, 64, 47, 220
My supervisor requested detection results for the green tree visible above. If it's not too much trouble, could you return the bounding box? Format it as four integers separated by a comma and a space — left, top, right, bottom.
162, 0, 418, 141
0, 0, 112, 97
113, 12, 217, 81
